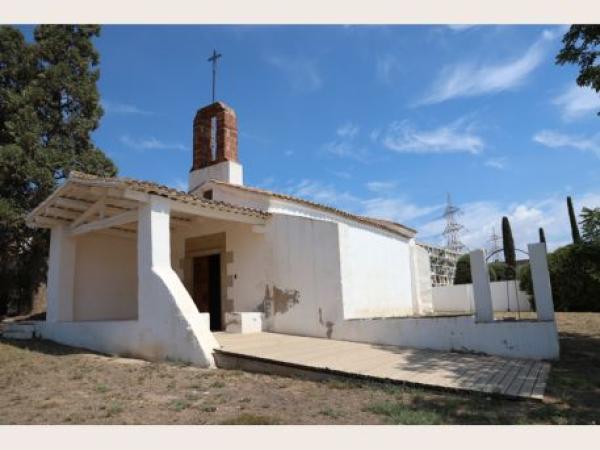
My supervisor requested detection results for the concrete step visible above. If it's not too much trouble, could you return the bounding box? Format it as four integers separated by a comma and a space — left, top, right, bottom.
1, 323, 35, 339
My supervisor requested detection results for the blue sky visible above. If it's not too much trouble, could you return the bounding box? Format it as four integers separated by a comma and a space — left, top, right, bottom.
20, 25, 600, 251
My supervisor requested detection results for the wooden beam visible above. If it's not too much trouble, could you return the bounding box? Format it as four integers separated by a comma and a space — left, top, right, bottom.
54, 197, 92, 211
70, 209, 138, 236
45, 206, 81, 220
70, 195, 106, 229
32, 216, 70, 228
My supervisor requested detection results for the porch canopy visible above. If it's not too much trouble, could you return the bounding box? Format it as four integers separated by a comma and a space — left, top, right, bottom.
26, 171, 269, 236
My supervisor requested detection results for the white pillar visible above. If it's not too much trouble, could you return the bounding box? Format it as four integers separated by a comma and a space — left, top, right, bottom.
470, 249, 494, 322
528, 243, 555, 321
46, 225, 76, 322
137, 195, 172, 321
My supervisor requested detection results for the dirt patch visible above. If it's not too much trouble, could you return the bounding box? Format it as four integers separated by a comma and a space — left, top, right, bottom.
0, 312, 599, 424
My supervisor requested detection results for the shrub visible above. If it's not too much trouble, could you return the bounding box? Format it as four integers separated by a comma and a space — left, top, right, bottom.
517, 263, 534, 310
454, 254, 472, 284
453, 254, 499, 284
518, 242, 600, 312
488, 261, 510, 281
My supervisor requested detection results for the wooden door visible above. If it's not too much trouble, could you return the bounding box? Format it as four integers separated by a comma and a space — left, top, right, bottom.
192, 254, 222, 330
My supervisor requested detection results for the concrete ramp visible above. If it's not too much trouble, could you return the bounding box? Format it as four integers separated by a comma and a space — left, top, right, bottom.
214, 332, 550, 400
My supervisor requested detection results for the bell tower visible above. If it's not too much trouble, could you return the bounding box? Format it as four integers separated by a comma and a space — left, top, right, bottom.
188, 101, 243, 192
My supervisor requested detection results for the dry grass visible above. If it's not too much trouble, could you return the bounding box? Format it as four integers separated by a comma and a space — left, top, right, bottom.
0, 312, 598, 424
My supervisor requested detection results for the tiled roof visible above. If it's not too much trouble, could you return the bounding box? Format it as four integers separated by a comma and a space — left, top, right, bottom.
207, 180, 417, 239
27, 171, 270, 226
69, 171, 270, 218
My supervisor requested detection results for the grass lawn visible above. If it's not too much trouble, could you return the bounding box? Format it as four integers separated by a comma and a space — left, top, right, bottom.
0, 312, 598, 425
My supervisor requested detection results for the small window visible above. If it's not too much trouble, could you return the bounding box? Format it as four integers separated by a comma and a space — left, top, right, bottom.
203, 190, 213, 200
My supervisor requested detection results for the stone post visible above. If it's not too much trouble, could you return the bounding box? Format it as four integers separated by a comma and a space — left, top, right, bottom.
470, 249, 494, 322
528, 243, 555, 321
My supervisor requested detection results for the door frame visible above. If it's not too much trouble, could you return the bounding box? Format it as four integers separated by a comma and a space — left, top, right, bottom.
192, 252, 223, 331
182, 233, 228, 331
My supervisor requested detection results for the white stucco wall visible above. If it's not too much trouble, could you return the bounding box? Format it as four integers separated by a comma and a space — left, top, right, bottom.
73, 233, 138, 321
334, 315, 559, 360
338, 223, 414, 319
432, 281, 531, 313
188, 161, 243, 192
262, 214, 344, 338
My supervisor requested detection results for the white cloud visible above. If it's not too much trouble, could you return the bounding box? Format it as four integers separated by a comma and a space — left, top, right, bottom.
379, 119, 484, 154
552, 85, 600, 121
419, 29, 556, 105
376, 54, 402, 84
120, 135, 186, 152
446, 25, 476, 32
323, 123, 369, 161
284, 179, 359, 208
365, 180, 398, 193
533, 130, 600, 158
484, 157, 507, 170
102, 100, 153, 115
266, 55, 322, 93
336, 122, 359, 139
362, 197, 442, 223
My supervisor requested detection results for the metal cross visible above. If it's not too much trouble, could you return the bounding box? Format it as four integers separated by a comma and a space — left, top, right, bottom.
207, 49, 222, 103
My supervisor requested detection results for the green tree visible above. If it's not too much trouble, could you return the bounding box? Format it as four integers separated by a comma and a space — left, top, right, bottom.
501, 216, 516, 280
0, 25, 116, 316
567, 196, 582, 244
453, 254, 498, 285
581, 207, 600, 243
453, 254, 472, 284
539, 227, 546, 244
488, 261, 509, 281
556, 25, 600, 117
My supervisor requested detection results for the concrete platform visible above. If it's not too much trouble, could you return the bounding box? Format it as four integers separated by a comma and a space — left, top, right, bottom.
214, 332, 551, 400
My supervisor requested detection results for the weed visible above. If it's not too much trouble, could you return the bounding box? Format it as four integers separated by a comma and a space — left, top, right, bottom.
170, 399, 191, 412
95, 384, 109, 393
105, 402, 124, 417
319, 408, 343, 419
220, 414, 279, 425
365, 401, 443, 425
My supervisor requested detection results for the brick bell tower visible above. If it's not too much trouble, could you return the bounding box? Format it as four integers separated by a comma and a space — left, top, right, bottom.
188, 101, 243, 192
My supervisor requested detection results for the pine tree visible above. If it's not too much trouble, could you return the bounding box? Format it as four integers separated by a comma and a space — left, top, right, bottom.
539, 227, 546, 244
0, 25, 116, 315
567, 196, 582, 244
502, 216, 516, 280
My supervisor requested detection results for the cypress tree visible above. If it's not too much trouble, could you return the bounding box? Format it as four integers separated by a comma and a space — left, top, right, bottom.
539, 227, 546, 244
502, 216, 516, 280
567, 196, 582, 244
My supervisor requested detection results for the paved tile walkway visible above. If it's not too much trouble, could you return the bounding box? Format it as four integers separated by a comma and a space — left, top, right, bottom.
214, 332, 551, 400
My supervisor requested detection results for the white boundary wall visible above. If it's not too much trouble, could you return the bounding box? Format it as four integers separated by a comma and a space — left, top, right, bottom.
432, 281, 532, 313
